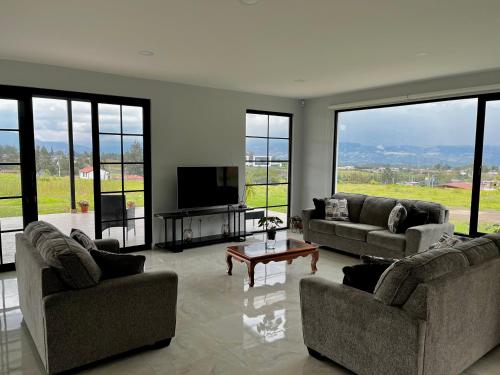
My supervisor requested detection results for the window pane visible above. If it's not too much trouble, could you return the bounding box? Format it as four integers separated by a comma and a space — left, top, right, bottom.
123, 136, 143, 162
246, 138, 268, 161
245, 165, 267, 185
268, 185, 288, 206
269, 116, 289, 138
98, 104, 121, 133
269, 139, 289, 160
246, 113, 267, 137
0, 198, 23, 231
266, 206, 288, 227
0, 165, 21, 197
101, 164, 122, 192
125, 191, 144, 212
100, 134, 121, 163
479, 100, 500, 234
0, 99, 19, 129
122, 106, 143, 134
125, 219, 144, 247
124, 164, 144, 191
336, 98, 478, 234
245, 185, 266, 208
1, 231, 21, 264
268, 162, 288, 184
0, 131, 20, 163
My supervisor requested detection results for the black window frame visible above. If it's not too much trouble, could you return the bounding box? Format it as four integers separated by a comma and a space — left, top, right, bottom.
332, 92, 500, 238
245, 109, 293, 231
0, 84, 152, 272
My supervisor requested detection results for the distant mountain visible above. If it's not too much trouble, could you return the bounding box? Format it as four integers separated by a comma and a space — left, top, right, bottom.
338, 143, 500, 167
35, 141, 92, 154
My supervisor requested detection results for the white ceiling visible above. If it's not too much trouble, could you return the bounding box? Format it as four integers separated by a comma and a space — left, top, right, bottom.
1, 0, 500, 98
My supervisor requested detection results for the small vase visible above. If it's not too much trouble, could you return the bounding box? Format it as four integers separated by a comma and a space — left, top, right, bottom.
267, 229, 276, 241
183, 228, 193, 243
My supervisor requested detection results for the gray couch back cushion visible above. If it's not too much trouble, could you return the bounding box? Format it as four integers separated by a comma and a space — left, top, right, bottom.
359, 196, 397, 227
37, 232, 102, 289
25, 221, 60, 247
484, 233, 500, 250
332, 193, 367, 222
399, 199, 448, 224
453, 237, 499, 265
374, 248, 469, 306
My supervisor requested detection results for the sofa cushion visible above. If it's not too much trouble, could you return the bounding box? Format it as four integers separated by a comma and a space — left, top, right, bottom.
312, 198, 326, 219
359, 196, 397, 227
452, 237, 499, 265
374, 248, 469, 306
25, 221, 60, 247
37, 232, 102, 289
332, 193, 367, 222
335, 222, 385, 242
399, 199, 448, 224
367, 230, 406, 252
429, 232, 471, 250
309, 219, 338, 234
484, 233, 500, 249
90, 250, 145, 279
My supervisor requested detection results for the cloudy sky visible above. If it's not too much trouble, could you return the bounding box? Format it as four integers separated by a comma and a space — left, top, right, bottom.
338, 98, 500, 147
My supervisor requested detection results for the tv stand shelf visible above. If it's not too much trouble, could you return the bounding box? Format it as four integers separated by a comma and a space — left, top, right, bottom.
154, 206, 254, 252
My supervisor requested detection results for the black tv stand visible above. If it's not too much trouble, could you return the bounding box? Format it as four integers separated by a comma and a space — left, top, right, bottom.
154, 206, 254, 252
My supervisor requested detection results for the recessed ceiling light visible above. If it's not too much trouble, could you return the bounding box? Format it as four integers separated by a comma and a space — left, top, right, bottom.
138, 50, 154, 56
416, 52, 430, 57
294, 79, 305, 83
239, 0, 260, 5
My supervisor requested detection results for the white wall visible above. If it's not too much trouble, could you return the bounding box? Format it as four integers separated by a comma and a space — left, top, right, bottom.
301, 69, 500, 208
0, 60, 304, 244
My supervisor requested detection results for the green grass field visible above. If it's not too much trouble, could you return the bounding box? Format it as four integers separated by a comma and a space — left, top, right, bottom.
0, 174, 144, 217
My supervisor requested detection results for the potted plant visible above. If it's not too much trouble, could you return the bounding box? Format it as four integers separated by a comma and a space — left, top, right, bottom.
257, 216, 283, 241
78, 200, 89, 213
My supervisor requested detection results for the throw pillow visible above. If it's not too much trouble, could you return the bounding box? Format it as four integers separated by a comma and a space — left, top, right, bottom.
429, 232, 471, 250
312, 198, 326, 219
37, 232, 102, 289
325, 198, 349, 221
90, 250, 146, 279
70, 228, 98, 251
399, 205, 429, 232
342, 263, 393, 293
387, 203, 407, 234
360, 254, 397, 266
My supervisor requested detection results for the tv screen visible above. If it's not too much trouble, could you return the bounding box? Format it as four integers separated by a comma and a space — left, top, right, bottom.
177, 166, 239, 209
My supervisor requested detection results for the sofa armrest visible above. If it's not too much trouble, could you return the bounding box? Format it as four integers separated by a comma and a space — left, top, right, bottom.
302, 208, 315, 242
300, 277, 424, 375
42, 271, 178, 373
405, 222, 455, 255
94, 238, 120, 253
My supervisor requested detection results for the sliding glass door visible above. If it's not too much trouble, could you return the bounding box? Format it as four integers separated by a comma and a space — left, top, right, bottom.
0, 98, 25, 267
0, 85, 151, 270
98, 104, 146, 247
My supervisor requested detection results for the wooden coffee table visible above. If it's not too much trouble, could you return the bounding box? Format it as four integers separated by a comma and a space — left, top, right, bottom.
226, 239, 319, 287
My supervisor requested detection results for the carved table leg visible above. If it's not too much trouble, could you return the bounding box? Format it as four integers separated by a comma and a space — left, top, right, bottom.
247, 261, 255, 287
226, 253, 233, 275
311, 250, 319, 274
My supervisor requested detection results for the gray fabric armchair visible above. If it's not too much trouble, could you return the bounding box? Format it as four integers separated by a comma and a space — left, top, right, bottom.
16, 231, 177, 374
303, 193, 454, 258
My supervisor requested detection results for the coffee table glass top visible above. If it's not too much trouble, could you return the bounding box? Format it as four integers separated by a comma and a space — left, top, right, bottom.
227, 239, 316, 258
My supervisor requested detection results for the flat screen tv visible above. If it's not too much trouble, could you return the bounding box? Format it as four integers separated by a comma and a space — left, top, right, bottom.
177, 166, 239, 209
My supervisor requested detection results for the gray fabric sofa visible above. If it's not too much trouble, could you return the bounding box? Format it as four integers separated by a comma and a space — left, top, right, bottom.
16, 227, 178, 374
303, 193, 454, 258
300, 234, 500, 375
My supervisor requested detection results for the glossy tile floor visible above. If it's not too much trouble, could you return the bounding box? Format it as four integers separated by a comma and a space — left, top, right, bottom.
1, 231, 499, 375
